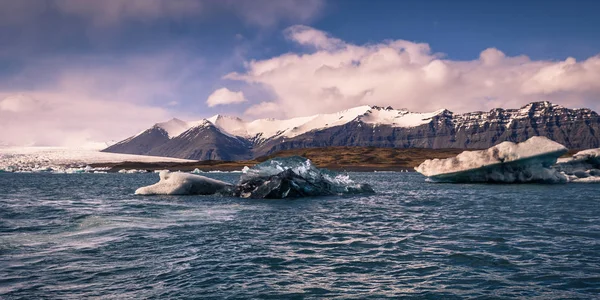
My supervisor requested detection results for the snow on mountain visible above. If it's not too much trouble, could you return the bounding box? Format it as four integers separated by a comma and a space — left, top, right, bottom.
126, 118, 189, 142
281, 106, 371, 138
453, 101, 591, 129
188, 105, 442, 142
154, 118, 190, 138
359, 106, 448, 127
207, 115, 251, 138
104, 101, 600, 161
123, 105, 447, 146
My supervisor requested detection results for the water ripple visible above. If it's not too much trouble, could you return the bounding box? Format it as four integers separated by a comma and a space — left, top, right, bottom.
1, 172, 599, 298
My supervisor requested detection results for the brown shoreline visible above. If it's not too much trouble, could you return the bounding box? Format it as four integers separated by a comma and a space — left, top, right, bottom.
90, 147, 583, 173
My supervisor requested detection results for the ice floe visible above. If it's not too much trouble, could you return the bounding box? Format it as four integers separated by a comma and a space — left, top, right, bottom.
135, 171, 234, 195
415, 137, 569, 183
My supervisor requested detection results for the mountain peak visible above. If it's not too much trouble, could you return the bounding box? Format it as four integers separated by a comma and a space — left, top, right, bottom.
105, 101, 600, 159
520, 101, 562, 110
369, 105, 396, 111
154, 118, 189, 138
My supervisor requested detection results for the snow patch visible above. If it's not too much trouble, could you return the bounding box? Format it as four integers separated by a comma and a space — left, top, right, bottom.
360, 108, 447, 127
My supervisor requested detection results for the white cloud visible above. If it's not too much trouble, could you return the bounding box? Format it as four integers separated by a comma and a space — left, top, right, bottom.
228, 26, 600, 117
244, 101, 280, 116
206, 88, 247, 107
284, 24, 344, 50
0, 92, 168, 148
0, 53, 203, 147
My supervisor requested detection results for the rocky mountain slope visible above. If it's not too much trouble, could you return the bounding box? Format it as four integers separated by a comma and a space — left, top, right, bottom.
103, 101, 600, 160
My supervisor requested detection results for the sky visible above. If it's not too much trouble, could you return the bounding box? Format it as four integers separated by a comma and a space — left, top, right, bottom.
1, 0, 599, 147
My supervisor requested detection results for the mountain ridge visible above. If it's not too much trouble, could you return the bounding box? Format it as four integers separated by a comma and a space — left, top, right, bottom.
103, 101, 600, 160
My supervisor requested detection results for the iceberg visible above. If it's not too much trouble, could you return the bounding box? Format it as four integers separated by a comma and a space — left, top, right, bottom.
135, 156, 374, 198
234, 156, 374, 198
555, 148, 600, 183
135, 171, 234, 195
415, 137, 568, 183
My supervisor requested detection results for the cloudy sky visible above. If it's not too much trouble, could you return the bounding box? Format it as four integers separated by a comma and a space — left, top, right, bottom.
1, 0, 599, 147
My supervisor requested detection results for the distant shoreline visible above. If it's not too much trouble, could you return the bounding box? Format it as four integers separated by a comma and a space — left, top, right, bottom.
89, 161, 417, 173
90, 147, 466, 172
91, 146, 584, 173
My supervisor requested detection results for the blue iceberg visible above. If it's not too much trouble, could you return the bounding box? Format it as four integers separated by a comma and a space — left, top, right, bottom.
234, 156, 374, 198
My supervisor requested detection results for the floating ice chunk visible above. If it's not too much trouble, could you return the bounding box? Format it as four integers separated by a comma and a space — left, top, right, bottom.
66, 167, 86, 174
555, 148, 600, 183
117, 169, 146, 173
234, 156, 374, 198
415, 137, 568, 183
191, 168, 202, 174
135, 170, 233, 195
135, 156, 374, 198
135, 157, 374, 198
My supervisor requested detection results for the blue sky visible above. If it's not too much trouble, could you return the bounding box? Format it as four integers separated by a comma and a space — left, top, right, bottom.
320, 0, 600, 60
1, 0, 599, 146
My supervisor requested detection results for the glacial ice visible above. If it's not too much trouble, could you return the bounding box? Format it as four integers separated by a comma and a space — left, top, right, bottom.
0, 147, 193, 173
134, 171, 234, 195
135, 156, 374, 198
234, 156, 374, 198
555, 148, 600, 183
415, 137, 569, 183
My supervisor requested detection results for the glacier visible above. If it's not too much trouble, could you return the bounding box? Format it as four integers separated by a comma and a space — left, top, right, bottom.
0, 147, 193, 173
135, 156, 374, 198
415, 137, 569, 183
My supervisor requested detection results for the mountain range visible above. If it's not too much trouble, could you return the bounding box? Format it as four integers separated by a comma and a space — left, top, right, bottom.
103, 101, 600, 160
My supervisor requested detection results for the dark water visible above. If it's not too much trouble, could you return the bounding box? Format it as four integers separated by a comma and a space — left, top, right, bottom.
1, 172, 599, 299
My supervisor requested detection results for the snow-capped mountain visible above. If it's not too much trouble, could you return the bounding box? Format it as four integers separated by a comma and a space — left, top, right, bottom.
103, 101, 600, 160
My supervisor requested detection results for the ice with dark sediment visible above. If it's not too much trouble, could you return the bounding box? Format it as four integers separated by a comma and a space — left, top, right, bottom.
234, 156, 374, 198
415, 136, 569, 183
135, 156, 374, 198
554, 148, 600, 183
